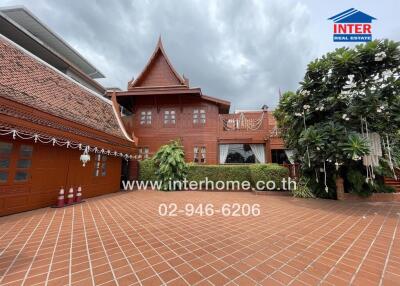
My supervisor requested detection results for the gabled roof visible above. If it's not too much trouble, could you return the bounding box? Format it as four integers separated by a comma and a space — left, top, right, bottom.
328, 8, 376, 23
0, 34, 133, 148
116, 37, 231, 113
129, 37, 187, 88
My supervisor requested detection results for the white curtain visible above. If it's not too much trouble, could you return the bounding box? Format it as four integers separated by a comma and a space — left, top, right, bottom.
250, 144, 265, 163
219, 144, 230, 164
285, 150, 295, 164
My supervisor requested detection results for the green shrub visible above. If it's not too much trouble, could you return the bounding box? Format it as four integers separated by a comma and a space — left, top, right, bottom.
292, 178, 315, 198
139, 159, 157, 182
249, 164, 289, 190
187, 164, 252, 187
188, 163, 289, 190
139, 160, 290, 191
344, 167, 396, 197
153, 140, 188, 190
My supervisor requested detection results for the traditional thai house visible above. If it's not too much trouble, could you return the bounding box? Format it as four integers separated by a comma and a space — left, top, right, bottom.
0, 9, 134, 216
110, 38, 286, 165
0, 7, 288, 216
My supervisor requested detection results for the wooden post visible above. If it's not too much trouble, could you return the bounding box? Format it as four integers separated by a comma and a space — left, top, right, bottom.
336, 177, 345, 200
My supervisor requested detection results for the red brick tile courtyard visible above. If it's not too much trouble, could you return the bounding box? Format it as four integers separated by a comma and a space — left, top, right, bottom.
0, 190, 399, 286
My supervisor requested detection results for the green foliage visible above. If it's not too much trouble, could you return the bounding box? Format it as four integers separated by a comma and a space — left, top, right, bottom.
275, 39, 400, 198
153, 140, 188, 190
339, 133, 370, 160
292, 178, 315, 198
139, 159, 158, 182
187, 164, 251, 186
188, 163, 289, 190
344, 166, 396, 197
370, 182, 396, 193
393, 131, 400, 167
139, 161, 289, 191
249, 164, 289, 190
346, 168, 368, 196
303, 167, 338, 199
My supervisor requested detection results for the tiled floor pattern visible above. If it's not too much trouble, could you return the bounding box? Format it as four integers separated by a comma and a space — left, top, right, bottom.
0, 190, 399, 286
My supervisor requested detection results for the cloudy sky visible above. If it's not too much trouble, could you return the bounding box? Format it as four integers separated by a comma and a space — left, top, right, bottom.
2, 0, 399, 110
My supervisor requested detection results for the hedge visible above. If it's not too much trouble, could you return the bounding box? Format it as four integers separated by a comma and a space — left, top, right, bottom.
138, 159, 158, 182
139, 160, 289, 190
187, 164, 252, 185
249, 164, 290, 190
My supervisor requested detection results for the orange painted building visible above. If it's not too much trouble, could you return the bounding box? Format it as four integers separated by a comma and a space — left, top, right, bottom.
111, 38, 285, 165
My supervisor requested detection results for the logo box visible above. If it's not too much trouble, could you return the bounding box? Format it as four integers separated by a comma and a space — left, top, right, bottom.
328, 8, 376, 42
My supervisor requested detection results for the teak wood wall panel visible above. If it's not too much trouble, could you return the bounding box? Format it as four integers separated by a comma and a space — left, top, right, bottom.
123, 95, 279, 164
0, 137, 122, 216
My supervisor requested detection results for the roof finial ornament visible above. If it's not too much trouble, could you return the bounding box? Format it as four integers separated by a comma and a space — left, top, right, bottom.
157, 35, 163, 48
183, 74, 189, 86
128, 76, 134, 88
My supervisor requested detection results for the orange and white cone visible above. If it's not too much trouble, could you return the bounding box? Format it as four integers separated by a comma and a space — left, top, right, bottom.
66, 187, 74, 205
75, 186, 82, 203
57, 187, 65, 207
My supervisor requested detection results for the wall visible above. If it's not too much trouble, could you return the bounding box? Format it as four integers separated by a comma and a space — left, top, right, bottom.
125, 95, 282, 164
0, 137, 122, 216
129, 95, 220, 164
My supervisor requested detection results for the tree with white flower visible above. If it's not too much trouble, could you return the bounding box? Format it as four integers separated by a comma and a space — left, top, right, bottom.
275, 40, 400, 198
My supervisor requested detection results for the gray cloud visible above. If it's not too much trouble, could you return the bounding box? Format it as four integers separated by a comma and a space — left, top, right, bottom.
3, 0, 316, 109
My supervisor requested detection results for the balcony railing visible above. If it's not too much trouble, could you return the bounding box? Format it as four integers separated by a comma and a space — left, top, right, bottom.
220, 113, 265, 131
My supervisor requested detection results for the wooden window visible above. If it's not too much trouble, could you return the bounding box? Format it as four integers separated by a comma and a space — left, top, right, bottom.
0, 142, 13, 183
193, 109, 206, 124
94, 154, 107, 177
140, 110, 152, 125
15, 145, 33, 182
163, 110, 176, 125
193, 146, 206, 163
139, 147, 149, 159
0, 142, 33, 183
101, 156, 107, 176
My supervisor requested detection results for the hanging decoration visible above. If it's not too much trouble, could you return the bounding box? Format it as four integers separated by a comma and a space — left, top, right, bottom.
80, 146, 91, 167
299, 107, 312, 168
361, 117, 375, 182
323, 160, 328, 192
223, 112, 264, 131
0, 125, 133, 160
384, 134, 398, 180
362, 132, 382, 167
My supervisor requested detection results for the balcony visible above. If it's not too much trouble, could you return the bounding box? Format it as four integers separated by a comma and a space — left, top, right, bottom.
220, 112, 266, 132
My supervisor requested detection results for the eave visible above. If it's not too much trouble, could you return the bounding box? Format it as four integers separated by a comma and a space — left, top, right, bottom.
0, 97, 134, 155
109, 87, 202, 97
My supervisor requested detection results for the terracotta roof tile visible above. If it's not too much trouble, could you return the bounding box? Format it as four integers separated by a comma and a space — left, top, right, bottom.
0, 37, 126, 140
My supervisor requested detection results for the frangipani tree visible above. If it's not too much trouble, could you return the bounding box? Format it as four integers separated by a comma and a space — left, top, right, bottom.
275, 40, 400, 198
